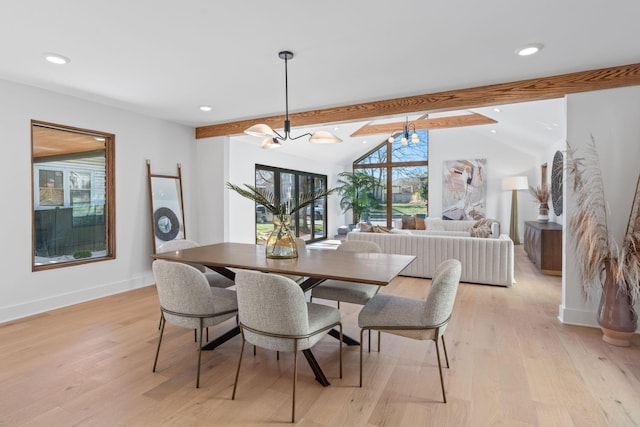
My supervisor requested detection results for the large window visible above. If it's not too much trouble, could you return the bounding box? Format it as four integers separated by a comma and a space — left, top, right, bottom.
31, 121, 115, 270
255, 165, 328, 244
354, 130, 428, 227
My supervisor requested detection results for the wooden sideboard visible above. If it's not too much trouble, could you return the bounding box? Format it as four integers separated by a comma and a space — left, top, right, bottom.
524, 221, 562, 275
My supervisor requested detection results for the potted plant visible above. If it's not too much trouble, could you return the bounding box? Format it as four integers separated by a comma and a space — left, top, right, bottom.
335, 171, 381, 226
529, 184, 550, 223
567, 138, 640, 346
226, 182, 335, 259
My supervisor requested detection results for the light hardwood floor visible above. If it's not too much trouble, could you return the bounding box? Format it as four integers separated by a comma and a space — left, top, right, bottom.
1, 247, 639, 426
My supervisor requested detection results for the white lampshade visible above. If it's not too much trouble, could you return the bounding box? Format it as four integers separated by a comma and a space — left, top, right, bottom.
260, 138, 281, 149
245, 124, 277, 138
309, 130, 342, 144
502, 175, 529, 190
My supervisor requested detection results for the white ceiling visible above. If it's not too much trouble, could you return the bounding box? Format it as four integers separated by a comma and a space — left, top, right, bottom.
2, 1, 638, 162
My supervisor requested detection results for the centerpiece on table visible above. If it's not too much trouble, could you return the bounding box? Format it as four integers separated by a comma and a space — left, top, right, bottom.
227, 183, 335, 259
567, 138, 640, 346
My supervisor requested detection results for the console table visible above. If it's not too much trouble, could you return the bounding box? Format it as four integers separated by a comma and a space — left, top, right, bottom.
524, 221, 562, 275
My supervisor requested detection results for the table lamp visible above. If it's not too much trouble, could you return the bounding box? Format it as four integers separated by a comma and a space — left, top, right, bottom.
502, 176, 529, 244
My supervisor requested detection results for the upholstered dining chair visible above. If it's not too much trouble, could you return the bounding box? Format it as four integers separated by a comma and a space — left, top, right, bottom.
358, 258, 462, 403
232, 270, 342, 423
152, 260, 238, 388
310, 240, 382, 349
157, 239, 235, 288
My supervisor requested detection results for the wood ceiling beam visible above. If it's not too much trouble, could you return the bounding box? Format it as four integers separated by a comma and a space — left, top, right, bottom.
350, 113, 497, 137
195, 62, 640, 139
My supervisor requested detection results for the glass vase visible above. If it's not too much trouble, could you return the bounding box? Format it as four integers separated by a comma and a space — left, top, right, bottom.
265, 214, 298, 259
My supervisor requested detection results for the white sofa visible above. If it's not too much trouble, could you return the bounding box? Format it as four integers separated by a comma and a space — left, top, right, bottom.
347, 219, 515, 287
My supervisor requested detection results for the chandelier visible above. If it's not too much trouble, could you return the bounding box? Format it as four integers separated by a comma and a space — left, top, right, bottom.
244, 51, 342, 149
387, 117, 420, 146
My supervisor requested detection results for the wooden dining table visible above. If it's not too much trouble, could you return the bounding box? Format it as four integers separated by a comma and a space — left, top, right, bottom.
153, 241, 415, 386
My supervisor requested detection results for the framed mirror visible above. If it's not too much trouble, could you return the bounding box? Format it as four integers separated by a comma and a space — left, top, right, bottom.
147, 161, 186, 253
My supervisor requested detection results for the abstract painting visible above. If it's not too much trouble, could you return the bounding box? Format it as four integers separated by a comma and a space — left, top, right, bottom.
442, 158, 486, 220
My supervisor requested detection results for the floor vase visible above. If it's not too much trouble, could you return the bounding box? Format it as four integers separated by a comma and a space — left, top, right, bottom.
597, 266, 638, 347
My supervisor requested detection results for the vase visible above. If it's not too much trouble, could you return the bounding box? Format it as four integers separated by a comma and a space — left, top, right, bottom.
597, 264, 638, 347
265, 214, 298, 259
537, 202, 549, 223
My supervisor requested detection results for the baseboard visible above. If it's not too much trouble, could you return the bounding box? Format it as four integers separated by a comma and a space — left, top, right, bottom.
0, 272, 154, 324
557, 304, 599, 328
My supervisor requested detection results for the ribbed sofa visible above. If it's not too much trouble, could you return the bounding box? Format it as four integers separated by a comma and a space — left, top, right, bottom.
346, 219, 515, 287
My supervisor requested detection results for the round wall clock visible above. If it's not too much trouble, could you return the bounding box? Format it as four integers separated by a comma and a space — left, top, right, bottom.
551, 150, 563, 216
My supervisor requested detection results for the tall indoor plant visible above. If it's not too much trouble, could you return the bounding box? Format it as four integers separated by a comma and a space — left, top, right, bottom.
567, 138, 640, 346
226, 183, 335, 259
335, 171, 381, 225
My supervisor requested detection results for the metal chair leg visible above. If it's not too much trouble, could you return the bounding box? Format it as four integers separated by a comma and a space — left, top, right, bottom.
359, 328, 366, 387
231, 335, 245, 400
196, 319, 204, 388
153, 315, 166, 372
339, 323, 343, 378
434, 338, 447, 403
292, 341, 298, 423
441, 335, 450, 368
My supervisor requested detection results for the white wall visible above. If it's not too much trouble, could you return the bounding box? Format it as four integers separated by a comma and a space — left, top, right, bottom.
428, 127, 541, 242
561, 86, 640, 328
193, 138, 347, 244
0, 79, 195, 323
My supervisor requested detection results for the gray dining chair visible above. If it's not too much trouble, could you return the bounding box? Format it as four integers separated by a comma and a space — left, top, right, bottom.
358, 259, 462, 403
152, 260, 238, 388
310, 240, 382, 349
232, 269, 342, 423
157, 239, 235, 288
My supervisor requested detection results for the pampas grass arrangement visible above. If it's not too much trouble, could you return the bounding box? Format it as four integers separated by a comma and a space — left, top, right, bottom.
567, 137, 640, 304
529, 184, 550, 204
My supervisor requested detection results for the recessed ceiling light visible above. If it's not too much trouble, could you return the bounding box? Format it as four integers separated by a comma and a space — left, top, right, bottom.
516, 44, 543, 57
199, 105, 212, 112
44, 53, 70, 65
493, 107, 501, 113
490, 129, 497, 134
362, 140, 368, 144
334, 126, 340, 131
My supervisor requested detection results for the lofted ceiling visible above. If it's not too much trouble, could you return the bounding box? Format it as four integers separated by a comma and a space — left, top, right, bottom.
2, 1, 639, 163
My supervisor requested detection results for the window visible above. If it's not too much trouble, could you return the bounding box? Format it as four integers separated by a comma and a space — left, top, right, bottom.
31, 121, 115, 270
255, 165, 328, 244
354, 130, 428, 227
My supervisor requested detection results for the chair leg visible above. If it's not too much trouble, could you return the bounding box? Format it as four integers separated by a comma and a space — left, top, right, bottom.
231, 335, 246, 400
339, 323, 343, 379
434, 338, 447, 403
153, 315, 166, 372
292, 341, 298, 423
368, 330, 371, 353
359, 328, 366, 387
441, 335, 450, 368
378, 331, 381, 352
196, 319, 204, 388
277, 351, 280, 360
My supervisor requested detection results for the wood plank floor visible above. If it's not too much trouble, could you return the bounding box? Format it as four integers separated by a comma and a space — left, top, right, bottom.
1, 247, 639, 426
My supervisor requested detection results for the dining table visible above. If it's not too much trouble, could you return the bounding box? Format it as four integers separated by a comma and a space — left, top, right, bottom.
153, 241, 415, 386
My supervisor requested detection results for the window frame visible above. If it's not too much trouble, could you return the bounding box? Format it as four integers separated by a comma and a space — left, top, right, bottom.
31, 120, 116, 271
353, 131, 429, 228
254, 164, 328, 244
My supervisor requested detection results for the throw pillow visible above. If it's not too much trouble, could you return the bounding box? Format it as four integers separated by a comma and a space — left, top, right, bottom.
469, 224, 491, 238
472, 218, 499, 237
425, 218, 445, 231
372, 225, 391, 233
415, 216, 426, 230
359, 222, 373, 232
401, 215, 416, 230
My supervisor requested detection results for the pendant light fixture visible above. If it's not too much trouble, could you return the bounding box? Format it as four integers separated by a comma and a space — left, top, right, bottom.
244, 51, 342, 149
387, 117, 420, 146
